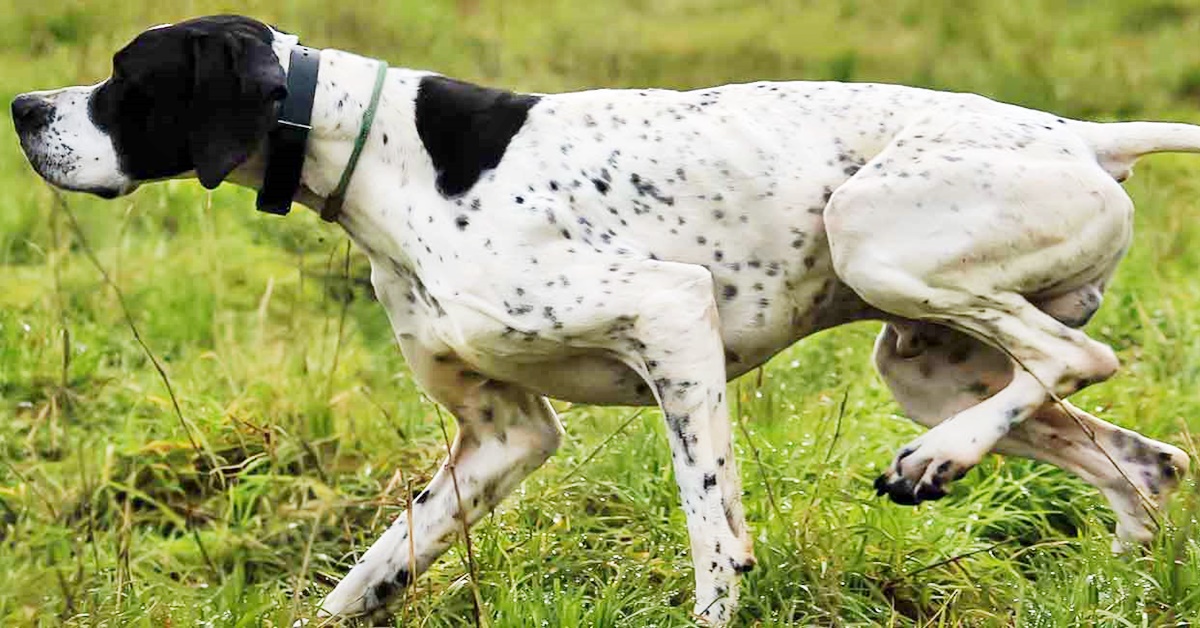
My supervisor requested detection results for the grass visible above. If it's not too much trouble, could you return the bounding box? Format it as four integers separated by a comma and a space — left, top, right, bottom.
4, 0, 1200, 625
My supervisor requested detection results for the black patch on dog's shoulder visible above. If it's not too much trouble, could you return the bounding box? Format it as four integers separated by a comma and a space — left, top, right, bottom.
415, 76, 540, 197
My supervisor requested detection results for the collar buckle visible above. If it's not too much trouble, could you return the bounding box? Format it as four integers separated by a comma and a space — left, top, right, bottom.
275, 119, 312, 133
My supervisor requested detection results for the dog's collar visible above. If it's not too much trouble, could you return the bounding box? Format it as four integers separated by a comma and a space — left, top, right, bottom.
257, 45, 319, 217
256, 45, 388, 223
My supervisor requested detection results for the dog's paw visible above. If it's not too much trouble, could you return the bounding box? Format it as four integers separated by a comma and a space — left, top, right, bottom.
693, 585, 735, 626
874, 434, 979, 505
690, 531, 753, 626
1102, 438, 1190, 549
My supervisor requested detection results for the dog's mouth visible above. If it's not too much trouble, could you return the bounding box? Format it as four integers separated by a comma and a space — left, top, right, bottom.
18, 147, 136, 200
71, 184, 132, 199
17, 148, 130, 200
17, 144, 71, 189
15, 129, 142, 200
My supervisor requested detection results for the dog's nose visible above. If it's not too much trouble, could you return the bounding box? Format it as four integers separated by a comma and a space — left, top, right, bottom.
11, 94, 54, 131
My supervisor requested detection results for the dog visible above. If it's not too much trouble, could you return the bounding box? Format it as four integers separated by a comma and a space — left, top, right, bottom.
12, 14, 1195, 625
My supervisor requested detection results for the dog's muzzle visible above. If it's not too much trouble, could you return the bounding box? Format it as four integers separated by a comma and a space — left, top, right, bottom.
12, 90, 131, 199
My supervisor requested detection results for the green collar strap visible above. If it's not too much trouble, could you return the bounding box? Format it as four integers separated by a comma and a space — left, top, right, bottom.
321, 59, 389, 223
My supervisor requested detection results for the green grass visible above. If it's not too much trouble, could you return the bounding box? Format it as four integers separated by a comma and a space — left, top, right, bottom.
4, 0, 1200, 625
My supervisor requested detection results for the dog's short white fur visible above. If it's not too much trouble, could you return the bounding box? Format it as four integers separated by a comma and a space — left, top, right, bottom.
15, 24, 1197, 625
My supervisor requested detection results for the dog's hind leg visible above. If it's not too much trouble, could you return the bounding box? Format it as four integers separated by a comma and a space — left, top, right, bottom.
873, 323, 1188, 546
827, 118, 1139, 505
317, 346, 562, 618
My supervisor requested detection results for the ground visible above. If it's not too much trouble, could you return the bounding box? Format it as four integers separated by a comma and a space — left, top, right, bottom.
3, 0, 1200, 625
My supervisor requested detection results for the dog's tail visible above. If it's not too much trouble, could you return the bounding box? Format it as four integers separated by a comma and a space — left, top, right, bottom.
1073, 120, 1200, 181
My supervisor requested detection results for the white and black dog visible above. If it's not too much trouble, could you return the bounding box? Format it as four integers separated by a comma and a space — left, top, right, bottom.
12, 14, 1197, 624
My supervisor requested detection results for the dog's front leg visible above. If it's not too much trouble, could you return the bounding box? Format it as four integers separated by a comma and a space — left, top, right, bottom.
317, 347, 562, 618
621, 262, 754, 625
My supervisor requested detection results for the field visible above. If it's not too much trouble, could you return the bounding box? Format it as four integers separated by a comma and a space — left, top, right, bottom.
5, 0, 1200, 625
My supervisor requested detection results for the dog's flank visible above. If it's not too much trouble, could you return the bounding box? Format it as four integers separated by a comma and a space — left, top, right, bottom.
9, 14, 1194, 626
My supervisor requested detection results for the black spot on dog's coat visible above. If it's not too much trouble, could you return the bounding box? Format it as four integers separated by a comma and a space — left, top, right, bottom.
415, 76, 541, 197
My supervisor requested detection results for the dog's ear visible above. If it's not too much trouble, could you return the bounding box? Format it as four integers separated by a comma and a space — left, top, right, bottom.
188, 29, 286, 189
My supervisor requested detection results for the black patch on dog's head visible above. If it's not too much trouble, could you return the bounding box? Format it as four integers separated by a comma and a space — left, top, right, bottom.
415, 76, 540, 197
90, 15, 286, 189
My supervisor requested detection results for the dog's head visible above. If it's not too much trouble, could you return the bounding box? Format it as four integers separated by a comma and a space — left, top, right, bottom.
12, 15, 290, 198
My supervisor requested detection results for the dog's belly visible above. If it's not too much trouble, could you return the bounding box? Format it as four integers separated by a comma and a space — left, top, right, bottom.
399, 268, 875, 407
488, 353, 654, 406
503, 277, 875, 406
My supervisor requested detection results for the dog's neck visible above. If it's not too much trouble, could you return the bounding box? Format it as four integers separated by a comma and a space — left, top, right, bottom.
232, 36, 435, 244
304, 50, 420, 200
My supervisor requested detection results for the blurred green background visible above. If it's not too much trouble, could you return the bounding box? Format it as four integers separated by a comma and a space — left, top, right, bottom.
4, 1, 1200, 625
